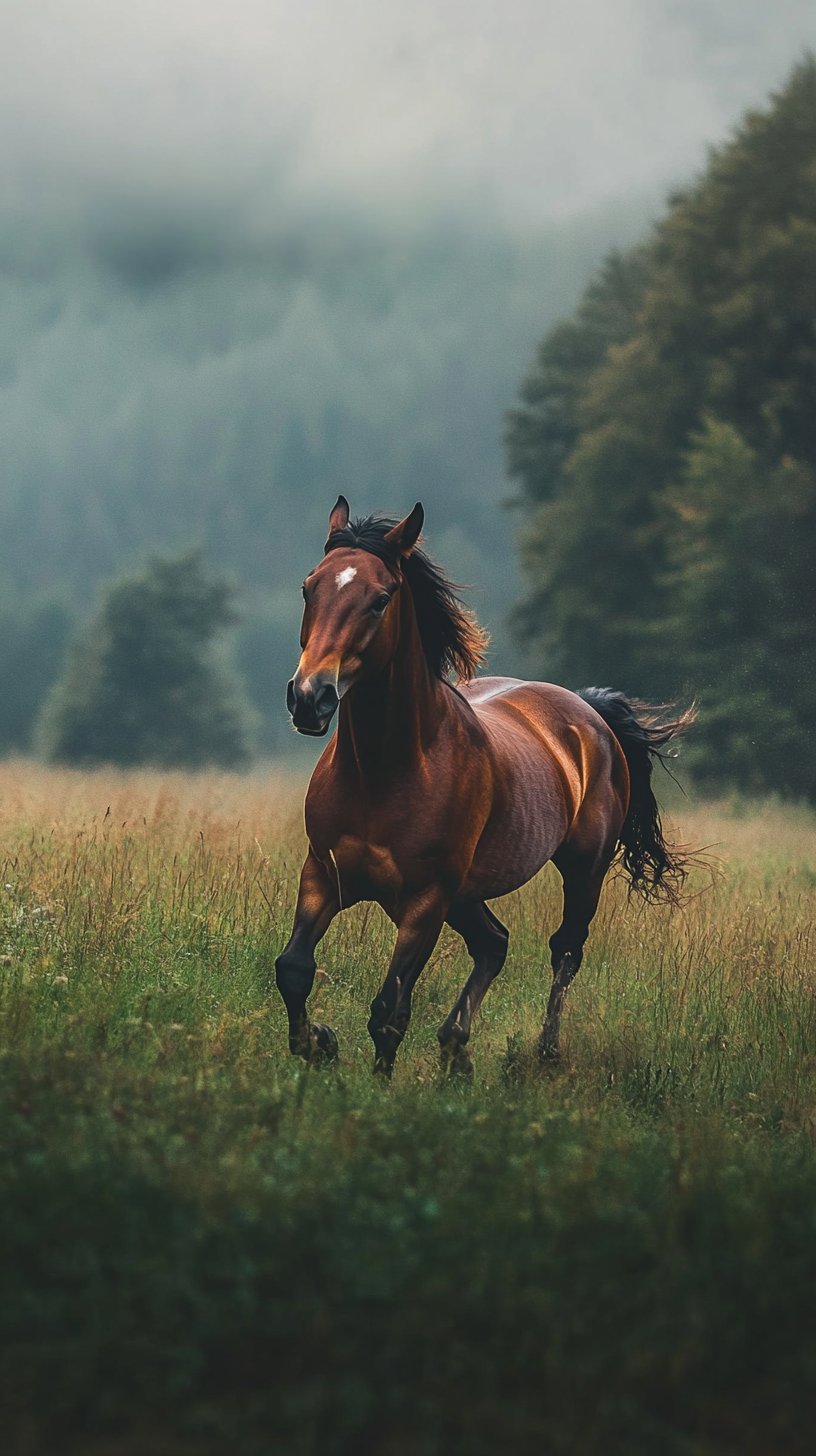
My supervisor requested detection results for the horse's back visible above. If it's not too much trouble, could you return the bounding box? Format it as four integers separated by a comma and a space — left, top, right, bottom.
461, 676, 619, 753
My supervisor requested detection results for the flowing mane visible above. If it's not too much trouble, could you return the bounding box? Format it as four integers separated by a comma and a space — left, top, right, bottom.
324, 514, 489, 682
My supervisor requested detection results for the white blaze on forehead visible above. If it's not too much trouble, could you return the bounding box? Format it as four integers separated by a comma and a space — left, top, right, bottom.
335, 566, 357, 590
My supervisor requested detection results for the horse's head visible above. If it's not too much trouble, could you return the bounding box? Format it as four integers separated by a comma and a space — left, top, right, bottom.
287, 496, 424, 736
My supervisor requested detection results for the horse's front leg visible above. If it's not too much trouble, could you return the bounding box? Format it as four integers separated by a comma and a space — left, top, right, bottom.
368, 889, 448, 1077
275, 851, 340, 1063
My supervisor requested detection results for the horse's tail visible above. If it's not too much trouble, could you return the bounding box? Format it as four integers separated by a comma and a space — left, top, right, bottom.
578, 687, 696, 905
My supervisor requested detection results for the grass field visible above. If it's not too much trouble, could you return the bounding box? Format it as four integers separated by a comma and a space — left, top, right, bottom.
1, 761, 815, 1455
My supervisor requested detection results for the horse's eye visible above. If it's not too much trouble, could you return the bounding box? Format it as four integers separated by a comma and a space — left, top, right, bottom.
371, 594, 390, 616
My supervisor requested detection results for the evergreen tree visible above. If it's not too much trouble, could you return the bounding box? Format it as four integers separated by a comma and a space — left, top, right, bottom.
671, 418, 816, 797
38, 550, 254, 768
506, 247, 652, 512
508, 58, 816, 795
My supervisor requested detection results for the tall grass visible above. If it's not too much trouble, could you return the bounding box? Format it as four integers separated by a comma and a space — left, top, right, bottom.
1, 762, 815, 1455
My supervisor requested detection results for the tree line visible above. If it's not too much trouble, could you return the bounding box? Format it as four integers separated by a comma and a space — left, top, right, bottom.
4, 202, 630, 756
4, 61, 815, 792
507, 58, 816, 800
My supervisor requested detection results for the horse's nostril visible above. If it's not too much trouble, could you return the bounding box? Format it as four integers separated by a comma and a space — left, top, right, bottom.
314, 682, 340, 716
287, 677, 338, 728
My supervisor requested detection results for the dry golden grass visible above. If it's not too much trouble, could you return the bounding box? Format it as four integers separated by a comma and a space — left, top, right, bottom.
2, 761, 816, 1455
0, 758, 305, 841
0, 757, 813, 1104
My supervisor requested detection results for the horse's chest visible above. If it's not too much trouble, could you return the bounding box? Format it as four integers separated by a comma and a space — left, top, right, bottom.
332, 835, 404, 901
304, 769, 468, 904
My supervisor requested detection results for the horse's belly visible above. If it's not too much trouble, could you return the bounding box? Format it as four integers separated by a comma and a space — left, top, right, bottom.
466, 814, 562, 897
465, 748, 571, 898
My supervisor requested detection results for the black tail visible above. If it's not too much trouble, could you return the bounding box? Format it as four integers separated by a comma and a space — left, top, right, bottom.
578, 688, 696, 905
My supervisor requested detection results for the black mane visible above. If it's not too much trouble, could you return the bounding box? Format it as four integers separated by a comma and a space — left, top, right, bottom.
325, 515, 488, 682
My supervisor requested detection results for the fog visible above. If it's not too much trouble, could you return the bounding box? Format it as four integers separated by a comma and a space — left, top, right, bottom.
2, 1, 815, 747
5, 2, 815, 226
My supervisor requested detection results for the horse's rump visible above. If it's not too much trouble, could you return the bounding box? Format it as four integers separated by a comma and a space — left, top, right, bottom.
457, 678, 628, 897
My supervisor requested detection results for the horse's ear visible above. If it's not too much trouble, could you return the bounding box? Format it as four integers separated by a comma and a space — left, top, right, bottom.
384, 502, 424, 558
328, 495, 350, 535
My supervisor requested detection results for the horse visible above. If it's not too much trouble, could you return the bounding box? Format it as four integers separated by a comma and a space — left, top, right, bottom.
275, 497, 694, 1078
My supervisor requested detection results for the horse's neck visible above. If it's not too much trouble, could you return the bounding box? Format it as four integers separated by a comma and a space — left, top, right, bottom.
334, 592, 446, 780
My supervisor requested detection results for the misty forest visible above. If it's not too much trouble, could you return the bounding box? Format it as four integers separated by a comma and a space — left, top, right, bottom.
1, 31, 813, 800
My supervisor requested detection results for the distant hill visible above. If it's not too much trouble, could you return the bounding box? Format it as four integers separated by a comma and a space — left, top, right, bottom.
1, 197, 653, 748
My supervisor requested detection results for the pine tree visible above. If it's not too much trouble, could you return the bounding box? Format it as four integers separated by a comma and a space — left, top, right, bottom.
38, 550, 254, 768
671, 419, 816, 796
508, 58, 816, 795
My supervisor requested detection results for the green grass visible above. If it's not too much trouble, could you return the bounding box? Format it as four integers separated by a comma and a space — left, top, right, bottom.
1, 764, 815, 1455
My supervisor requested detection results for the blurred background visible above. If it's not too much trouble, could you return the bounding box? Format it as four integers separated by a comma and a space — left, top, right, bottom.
2, 2, 815, 793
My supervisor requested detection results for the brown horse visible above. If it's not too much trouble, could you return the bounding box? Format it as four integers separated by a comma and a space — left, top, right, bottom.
276, 498, 693, 1077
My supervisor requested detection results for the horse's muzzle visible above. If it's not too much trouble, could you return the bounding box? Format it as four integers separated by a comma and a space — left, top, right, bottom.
287, 676, 340, 736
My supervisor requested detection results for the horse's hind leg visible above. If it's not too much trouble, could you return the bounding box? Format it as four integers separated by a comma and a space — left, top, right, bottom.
539, 842, 614, 1063
438, 901, 509, 1077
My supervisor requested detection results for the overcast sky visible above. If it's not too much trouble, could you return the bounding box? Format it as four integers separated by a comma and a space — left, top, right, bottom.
4, 0, 816, 235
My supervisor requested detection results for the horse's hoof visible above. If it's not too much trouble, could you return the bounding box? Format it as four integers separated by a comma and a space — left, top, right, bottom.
372, 1055, 394, 1080
440, 1042, 473, 1082
502, 1034, 557, 1084
537, 1037, 562, 1073
311, 1024, 339, 1064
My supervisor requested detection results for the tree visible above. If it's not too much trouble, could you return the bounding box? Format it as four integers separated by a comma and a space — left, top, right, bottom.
508, 58, 816, 795
37, 550, 254, 768
506, 245, 668, 688
670, 418, 816, 797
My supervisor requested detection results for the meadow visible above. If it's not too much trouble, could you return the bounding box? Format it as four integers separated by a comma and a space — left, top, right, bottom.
1, 761, 815, 1455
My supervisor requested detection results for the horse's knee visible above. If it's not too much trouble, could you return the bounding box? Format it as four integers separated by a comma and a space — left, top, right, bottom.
275, 947, 316, 1007
276, 947, 335, 1062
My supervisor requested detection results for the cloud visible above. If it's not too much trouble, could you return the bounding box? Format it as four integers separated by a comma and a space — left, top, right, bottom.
3, 0, 815, 237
